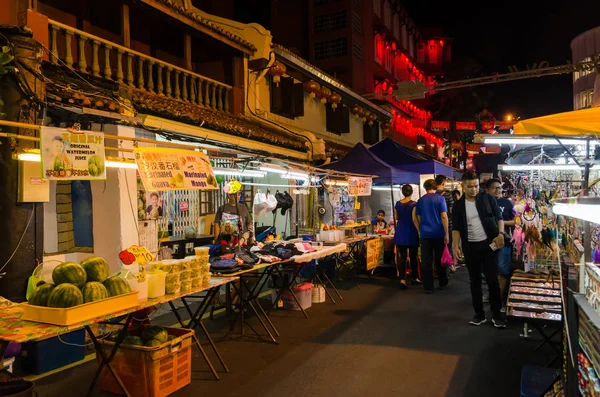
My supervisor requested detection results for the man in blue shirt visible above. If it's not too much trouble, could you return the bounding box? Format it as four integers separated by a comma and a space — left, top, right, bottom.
415, 179, 449, 293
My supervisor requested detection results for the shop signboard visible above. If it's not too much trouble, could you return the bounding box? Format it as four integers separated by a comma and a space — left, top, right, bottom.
366, 237, 383, 271
41, 126, 106, 180
134, 147, 218, 192
348, 177, 372, 196
456, 122, 476, 130
431, 120, 450, 130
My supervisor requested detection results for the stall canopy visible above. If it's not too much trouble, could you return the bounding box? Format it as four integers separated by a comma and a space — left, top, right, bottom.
369, 137, 459, 178
513, 107, 600, 136
323, 142, 420, 184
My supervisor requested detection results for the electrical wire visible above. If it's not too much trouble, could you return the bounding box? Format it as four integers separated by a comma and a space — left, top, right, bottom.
0, 207, 35, 274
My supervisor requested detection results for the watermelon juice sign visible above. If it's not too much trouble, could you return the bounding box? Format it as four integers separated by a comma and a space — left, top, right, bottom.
134, 147, 218, 192
348, 177, 372, 196
41, 126, 106, 180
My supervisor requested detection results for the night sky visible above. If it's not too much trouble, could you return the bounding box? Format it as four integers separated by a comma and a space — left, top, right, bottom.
405, 0, 600, 119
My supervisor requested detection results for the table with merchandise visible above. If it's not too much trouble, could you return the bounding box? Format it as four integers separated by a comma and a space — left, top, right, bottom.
507, 271, 564, 367
0, 277, 237, 397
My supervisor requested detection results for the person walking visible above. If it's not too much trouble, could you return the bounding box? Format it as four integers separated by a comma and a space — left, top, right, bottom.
415, 179, 449, 294
452, 171, 507, 328
393, 184, 421, 290
486, 178, 515, 312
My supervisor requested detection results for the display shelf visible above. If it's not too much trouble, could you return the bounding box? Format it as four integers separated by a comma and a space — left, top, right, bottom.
553, 196, 600, 225
575, 295, 600, 379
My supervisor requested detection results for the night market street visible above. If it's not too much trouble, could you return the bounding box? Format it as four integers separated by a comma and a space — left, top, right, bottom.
35, 269, 546, 397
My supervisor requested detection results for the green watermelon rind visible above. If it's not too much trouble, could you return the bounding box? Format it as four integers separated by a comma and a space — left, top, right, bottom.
144, 339, 163, 347
122, 336, 144, 346
29, 283, 56, 307
81, 281, 109, 303
141, 326, 168, 343
103, 276, 132, 297
80, 256, 110, 283
47, 284, 84, 308
52, 262, 87, 288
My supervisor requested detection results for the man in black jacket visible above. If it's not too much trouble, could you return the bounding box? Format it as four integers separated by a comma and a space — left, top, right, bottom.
452, 171, 506, 328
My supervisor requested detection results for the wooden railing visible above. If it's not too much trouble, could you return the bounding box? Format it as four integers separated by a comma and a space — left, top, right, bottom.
48, 19, 231, 113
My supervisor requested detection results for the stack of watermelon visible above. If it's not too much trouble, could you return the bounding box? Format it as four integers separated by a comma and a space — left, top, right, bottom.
28, 257, 132, 308
109, 326, 170, 348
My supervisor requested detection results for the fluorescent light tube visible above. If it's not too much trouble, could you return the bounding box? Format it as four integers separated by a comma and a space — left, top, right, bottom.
17, 153, 41, 162
499, 164, 600, 171
553, 203, 600, 224
212, 168, 265, 178
484, 137, 599, 146
106, 160, 138, 169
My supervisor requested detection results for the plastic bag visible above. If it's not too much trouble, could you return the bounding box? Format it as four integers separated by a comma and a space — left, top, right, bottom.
265, 192, 278, 212
441, 245, 454, 267
253, 190, 268, 217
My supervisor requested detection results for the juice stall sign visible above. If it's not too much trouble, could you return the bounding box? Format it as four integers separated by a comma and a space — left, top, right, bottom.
348, 177, 372, 196
134, 147, 218, 192
41, 126, 106, 180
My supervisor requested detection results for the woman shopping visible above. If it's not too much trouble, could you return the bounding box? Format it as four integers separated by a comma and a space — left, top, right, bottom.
393, 184, 421, 289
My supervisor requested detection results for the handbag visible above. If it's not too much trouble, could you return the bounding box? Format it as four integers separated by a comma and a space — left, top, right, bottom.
441, 245, 454, 267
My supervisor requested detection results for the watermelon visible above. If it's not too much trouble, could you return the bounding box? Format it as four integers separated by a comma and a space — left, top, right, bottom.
29, 283, 56, 306
107, 330, 128, 342
122, 336, 144, 346
81, 281, 109, 303
81, 256, 110, 283
36, 280, 47, 287
145, 339, 163, 347
103, 276, 131, 297
47, 284, 84, 308
141, 326, 168, 343
52, 262, 87, 288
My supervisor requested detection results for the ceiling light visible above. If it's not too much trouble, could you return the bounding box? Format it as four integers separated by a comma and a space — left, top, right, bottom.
325, 180, 349, 186
106, 160, 138, 169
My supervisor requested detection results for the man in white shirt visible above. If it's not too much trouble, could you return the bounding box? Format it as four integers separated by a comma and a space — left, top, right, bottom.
452, 171, 506, 328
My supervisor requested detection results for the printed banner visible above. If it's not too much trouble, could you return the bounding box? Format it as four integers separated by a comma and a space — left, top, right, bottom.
466, 143, 482, 154
481, 121, 495, 130
134, 147, 218, 192
499, 121, 515, 130
366, 237, 383, 271
348, 177, 372, 196
481, 145, 502, 154
456, 121, 477, 130
41, 126, 106, 180
431, 120, 450, 130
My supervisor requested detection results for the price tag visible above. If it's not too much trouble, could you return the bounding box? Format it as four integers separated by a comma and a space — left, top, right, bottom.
354, 197, 360, 210
119, 245, 153, 281
119, 245, 154, 265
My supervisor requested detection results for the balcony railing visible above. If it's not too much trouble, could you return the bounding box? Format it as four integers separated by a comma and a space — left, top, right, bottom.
48, 19, 231, 113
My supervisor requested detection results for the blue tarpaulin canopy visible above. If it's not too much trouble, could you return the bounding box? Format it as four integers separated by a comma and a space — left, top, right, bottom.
369, 137, 460, 178
323, 142, 420, 184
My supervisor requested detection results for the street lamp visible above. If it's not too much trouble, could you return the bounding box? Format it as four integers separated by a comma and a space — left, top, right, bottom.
505, 114, 513, 121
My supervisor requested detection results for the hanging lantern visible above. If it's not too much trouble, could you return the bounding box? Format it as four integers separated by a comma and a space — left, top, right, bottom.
368, 113, 377, 126
382, 122, 392, 134
328, 92, 342, 110
304, 80, 320, 98
350, 104, 361, 118
317, 86, 332, 104
359, 108, 368, 122
268, 61, 286, 86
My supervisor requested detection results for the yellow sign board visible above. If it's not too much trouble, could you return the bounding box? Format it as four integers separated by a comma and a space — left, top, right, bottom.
134, 147, 218, 192
366, 237, 383, 271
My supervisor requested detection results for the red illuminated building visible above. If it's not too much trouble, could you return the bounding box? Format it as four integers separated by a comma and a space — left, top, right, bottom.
270, 0, 453, 154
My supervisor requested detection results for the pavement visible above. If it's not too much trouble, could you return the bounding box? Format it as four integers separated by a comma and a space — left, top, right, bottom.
35, 268, 557, 397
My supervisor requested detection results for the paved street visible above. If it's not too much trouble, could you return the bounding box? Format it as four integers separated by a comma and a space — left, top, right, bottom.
36, 269, 552, 397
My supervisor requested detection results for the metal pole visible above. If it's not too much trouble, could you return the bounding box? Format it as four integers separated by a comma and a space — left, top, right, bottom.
583, 138, 592, 262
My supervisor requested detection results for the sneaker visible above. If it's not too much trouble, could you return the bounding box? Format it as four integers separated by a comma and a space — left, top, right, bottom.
399, 280, 408, 290
469, 314, 487, 326
412, 278, 422, 285
500, 305, 507, 313
483, 295, 490, 303
450, 265, 456, 273
492, 314, 507, 328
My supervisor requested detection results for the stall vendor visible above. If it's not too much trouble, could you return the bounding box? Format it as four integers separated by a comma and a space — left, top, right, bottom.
371, 210, 388, 232
214, 180, 253, 246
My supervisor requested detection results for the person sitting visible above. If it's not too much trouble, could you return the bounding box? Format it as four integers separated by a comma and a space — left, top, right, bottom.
371, 210, 388, 232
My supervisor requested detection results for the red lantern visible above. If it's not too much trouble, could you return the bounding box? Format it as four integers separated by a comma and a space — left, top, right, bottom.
317, 86, 332, 104
268, 61, 286, 86
328, 92, 342, 110
304, 80, 320, 98
368, 113, 377, 126
351, 104, 361, 118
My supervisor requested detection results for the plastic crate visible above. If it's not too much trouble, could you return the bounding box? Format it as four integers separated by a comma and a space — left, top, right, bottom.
97, 327, 193, 397
20, 329, 85, 375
